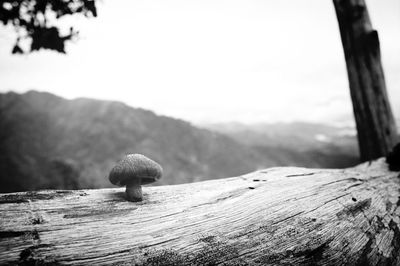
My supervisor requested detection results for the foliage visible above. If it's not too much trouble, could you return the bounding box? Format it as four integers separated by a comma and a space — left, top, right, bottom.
0, 0, 97, 53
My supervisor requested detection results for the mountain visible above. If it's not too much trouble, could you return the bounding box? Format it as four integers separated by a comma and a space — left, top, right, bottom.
203, 122, 357, 149
202, 122, 360, 168
0, 91, 361, 193
0, 91, 281, 192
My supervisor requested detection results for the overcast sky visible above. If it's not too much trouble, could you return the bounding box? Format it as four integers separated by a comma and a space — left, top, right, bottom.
0, 0, 399, 125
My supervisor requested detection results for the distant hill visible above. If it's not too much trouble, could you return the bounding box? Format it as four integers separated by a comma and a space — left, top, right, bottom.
202, 121, 360, 169
0, 91, 360, 193
0, 91, 276, 192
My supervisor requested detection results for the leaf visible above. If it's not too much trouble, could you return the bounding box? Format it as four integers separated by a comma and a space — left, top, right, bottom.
84, 0, 97, 17
11, 44, 24, 54
30, 27, 66, 53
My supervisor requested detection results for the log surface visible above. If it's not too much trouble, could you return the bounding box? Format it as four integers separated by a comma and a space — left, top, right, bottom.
0, 159, 400, 265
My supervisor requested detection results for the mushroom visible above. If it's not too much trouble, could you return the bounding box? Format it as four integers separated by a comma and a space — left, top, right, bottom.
109, 154, 163, 202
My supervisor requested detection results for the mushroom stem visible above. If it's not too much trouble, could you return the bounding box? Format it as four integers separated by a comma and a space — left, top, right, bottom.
125, 179, 143, 202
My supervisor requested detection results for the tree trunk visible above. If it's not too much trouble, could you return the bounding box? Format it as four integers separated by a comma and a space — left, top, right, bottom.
333, 0, 398, 162
0, 159, 399, 265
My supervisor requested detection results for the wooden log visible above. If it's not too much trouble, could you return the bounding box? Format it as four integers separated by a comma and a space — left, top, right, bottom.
0, 159, 399, 265
333, 0, 398, 161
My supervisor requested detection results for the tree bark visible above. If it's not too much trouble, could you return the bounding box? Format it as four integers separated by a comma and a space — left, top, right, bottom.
0, 159, 399, 265
333, 0, 398, 162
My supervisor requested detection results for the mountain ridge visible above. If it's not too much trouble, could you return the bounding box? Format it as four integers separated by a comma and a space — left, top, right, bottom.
0, 90, 360, 193
0, 90, 273, 192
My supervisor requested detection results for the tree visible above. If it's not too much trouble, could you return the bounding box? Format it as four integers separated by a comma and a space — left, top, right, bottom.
333, 0, 398, 161
0, 0, 97, 53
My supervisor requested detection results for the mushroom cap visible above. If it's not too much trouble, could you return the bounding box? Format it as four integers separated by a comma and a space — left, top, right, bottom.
109, 154, 163, 186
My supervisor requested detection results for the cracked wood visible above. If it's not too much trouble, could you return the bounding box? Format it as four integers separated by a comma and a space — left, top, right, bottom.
0, 159, 399, 265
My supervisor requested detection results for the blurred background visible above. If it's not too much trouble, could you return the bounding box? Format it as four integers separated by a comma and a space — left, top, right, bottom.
0, 0, 399, 192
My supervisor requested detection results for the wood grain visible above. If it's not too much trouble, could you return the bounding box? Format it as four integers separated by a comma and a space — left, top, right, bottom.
0, 159, 399, 265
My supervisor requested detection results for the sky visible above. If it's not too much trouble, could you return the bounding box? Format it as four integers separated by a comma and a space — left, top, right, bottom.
0, 0, 399, 126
